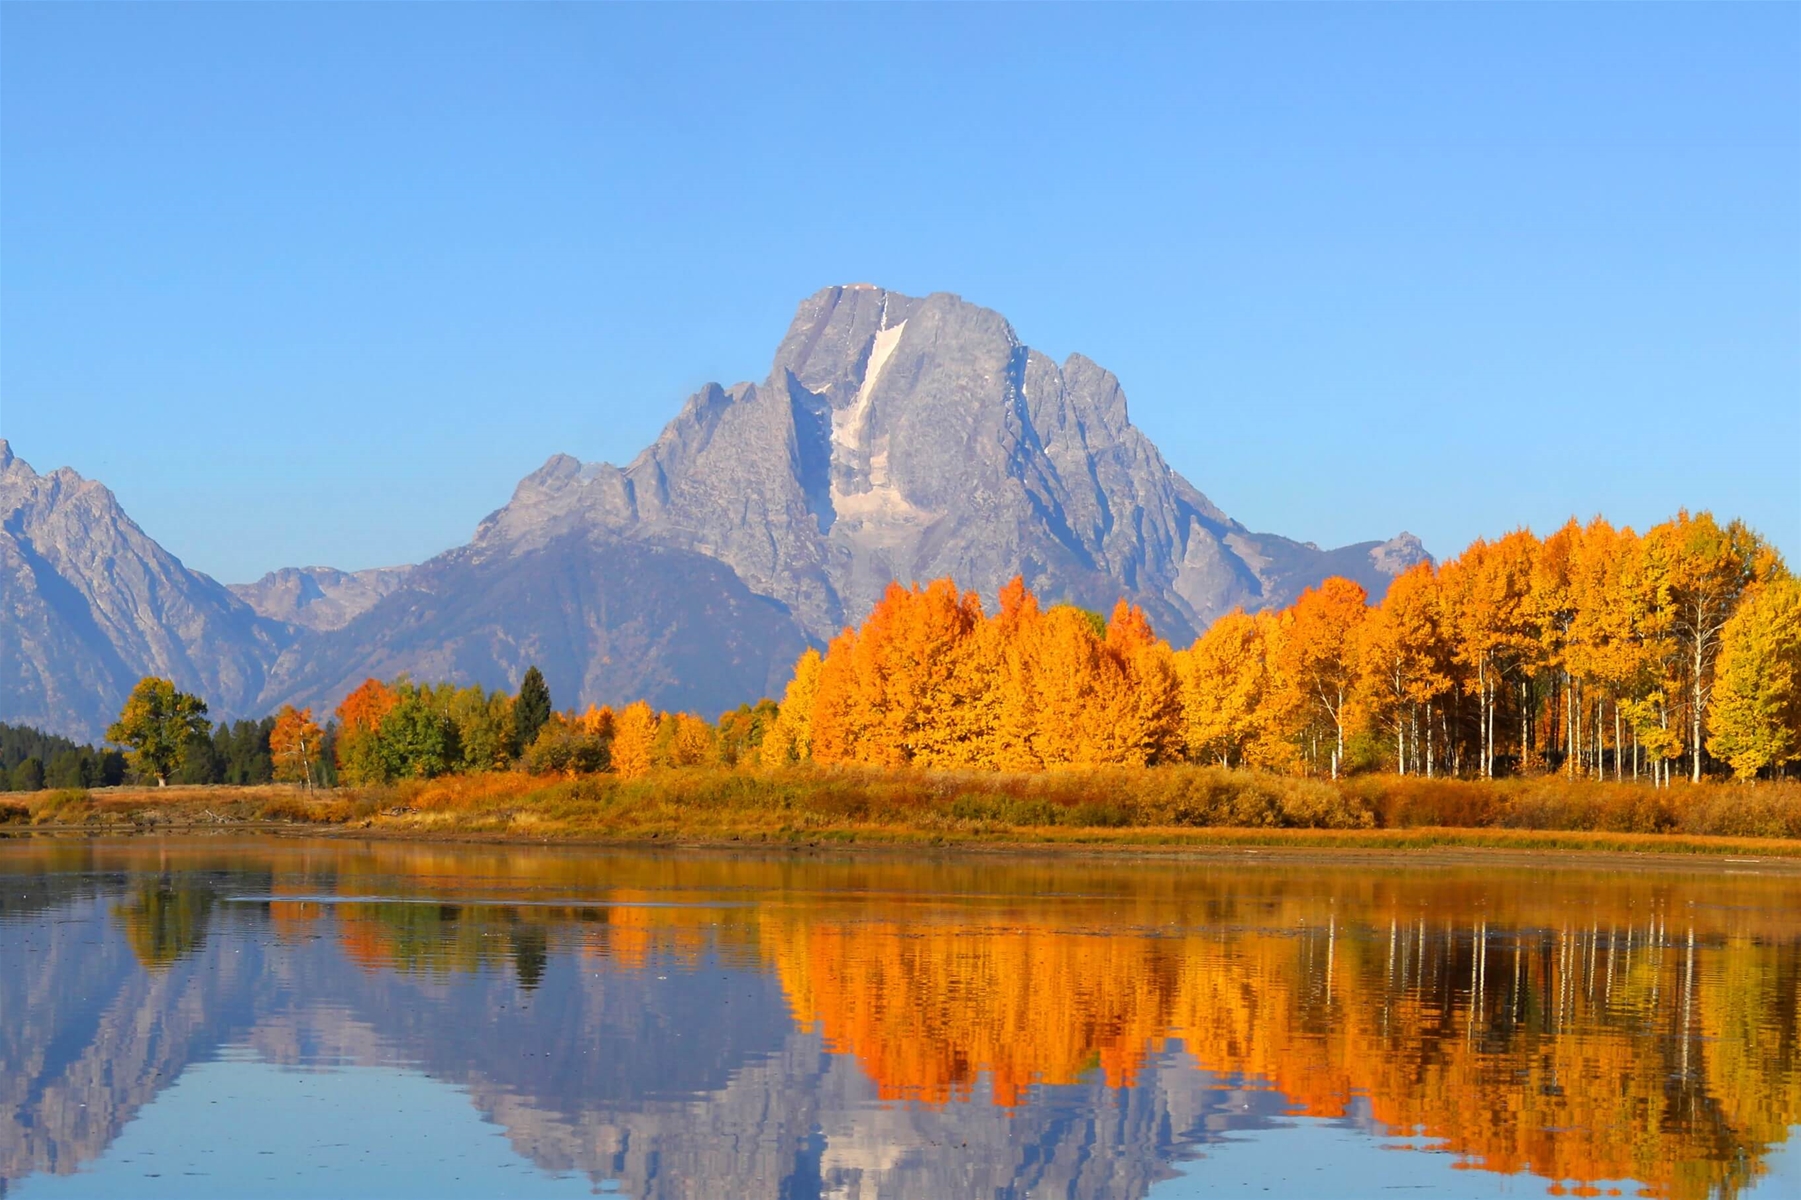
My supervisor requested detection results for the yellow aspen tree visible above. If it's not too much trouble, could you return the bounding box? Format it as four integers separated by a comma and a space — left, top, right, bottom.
1530, 521, 1580, 772
666, 713, 719, 767
1706, 578, 1801, 780
1031, 606, 1107, 767
1175, 610, 1267, 767
765, 648, 824, 766
891, 580, 986, 769
809, 628, 866, 765
1646, 511, 1780, 781
1246, 610, 1304, 772
1354, 563, 1449, 776
1440, 535, 1536, 778
611, 701, 659, 780
1277, 578, 1368, 779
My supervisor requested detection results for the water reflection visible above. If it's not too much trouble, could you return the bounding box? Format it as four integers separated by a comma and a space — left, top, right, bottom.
1, 840, 1798, 1199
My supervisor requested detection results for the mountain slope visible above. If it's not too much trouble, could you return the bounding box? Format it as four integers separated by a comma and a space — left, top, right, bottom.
256, 532, 809, 722
229, 565, 413, 632
0, 440, 288, 740
479, 285, 1427, 645
6, 285, 1428, 737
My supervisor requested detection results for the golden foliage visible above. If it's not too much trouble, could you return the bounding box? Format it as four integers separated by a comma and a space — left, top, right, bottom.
611, 701, 658, 780
771, 510, 1793, 784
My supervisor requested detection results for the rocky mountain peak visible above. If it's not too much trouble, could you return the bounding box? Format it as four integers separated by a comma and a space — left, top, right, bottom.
0, 443, 285, 740
471, 286, 1426, 645
2, 287, 1431, 739
1370, 532, 1431, 575
229, 564, 414, 632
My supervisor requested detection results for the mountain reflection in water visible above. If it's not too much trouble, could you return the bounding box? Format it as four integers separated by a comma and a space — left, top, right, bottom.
1, 841, 1798, 1200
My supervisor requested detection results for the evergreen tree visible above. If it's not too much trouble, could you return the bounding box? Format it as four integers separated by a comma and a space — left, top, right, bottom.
0, 723, 84, 773
173, 728, 224, 785
515, 666, 552, 752
10, 757, 44, 792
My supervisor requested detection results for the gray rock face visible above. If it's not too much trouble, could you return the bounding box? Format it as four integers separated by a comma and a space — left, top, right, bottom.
0, 440, 287, 740
256, 531, 810, 723
0, 287, 1428, 738
481, 286, 1428, 644
229, 565, 413, 632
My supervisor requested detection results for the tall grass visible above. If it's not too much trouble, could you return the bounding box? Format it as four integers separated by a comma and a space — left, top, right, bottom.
1343, 775, 1801, 839
9, 769, 1799, 849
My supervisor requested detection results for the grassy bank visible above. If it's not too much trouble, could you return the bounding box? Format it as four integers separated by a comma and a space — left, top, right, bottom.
5, 767, 1801, 857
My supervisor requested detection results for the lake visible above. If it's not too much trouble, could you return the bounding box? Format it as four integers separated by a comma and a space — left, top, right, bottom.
2, 839, 1798, 1199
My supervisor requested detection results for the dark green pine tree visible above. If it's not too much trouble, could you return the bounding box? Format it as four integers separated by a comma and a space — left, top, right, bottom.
514, 666, 552, 753
10, 757, 45, 792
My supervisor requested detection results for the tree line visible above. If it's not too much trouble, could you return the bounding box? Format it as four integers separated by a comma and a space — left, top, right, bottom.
53, 509, 1801, 790
768, 510, 1796, 782
0, 723, 126, 791
3, 684, 330, 791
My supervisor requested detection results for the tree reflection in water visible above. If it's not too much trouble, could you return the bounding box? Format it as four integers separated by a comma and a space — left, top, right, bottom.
1, 840, 1796, 1200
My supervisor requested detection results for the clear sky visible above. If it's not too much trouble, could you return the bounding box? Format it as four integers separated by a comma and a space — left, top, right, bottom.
2, 3, 1796, 583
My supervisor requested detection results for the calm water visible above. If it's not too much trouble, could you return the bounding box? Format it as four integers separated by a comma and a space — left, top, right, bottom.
2, 840, 1799, 1200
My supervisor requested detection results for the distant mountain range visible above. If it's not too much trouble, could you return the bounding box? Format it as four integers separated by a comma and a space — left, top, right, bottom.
1, 286, 1427, 741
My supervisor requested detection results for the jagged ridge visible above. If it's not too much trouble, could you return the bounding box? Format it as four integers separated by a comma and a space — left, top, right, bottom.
1, 286, 1426, 738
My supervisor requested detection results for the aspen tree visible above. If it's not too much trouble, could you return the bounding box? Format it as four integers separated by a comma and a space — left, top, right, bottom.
1707, 578, 1801, 779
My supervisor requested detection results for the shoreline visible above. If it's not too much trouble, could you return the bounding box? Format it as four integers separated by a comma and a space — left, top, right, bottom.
6, 770, 1801, 870
8, 817, 1801, 872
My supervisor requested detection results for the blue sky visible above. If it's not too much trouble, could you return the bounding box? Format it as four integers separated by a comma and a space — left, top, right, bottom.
2, 3, 1796, 583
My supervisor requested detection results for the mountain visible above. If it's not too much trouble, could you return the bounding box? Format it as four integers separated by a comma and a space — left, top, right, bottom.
3, 286, 1427, 739
228, 565, 413, 632
254, 531, 810, 726
0, 439, 286, 741
473, 284, 1426, 645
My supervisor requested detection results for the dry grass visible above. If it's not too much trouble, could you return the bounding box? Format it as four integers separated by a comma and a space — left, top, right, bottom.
6, 783, 379, 830
1342, 775, 1801, 840
8, 768, 1800, 857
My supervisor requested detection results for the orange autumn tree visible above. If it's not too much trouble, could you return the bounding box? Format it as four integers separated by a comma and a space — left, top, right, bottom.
802, 577, 1183, 771
335, 678, 398, 785
812, 580, 993, 768
269, 705, 325, 788
763, 648, 824, 767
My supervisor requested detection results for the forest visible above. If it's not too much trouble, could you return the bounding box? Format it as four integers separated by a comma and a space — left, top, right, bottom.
322, 508, 1801, 788
8, 509, 1797, 801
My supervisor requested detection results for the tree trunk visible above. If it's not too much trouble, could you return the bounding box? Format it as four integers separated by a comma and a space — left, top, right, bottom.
1692, 605, 1706, 783
1596, 695, 1604, 782
1333, 686, 1345, 781
1426, 700, 1434, 779
1620, 702, 1635, 785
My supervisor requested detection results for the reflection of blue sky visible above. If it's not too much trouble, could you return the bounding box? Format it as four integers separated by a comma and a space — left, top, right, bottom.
1150, 1118, 1801, 1200
21, 1042, 1801, 1199
10, 1058, 597, 1200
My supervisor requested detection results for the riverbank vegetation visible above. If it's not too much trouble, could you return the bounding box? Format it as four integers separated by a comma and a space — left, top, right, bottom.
8, 769, 1801, 856
5, 510, 1797, 853
318, 510, 1798, 790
